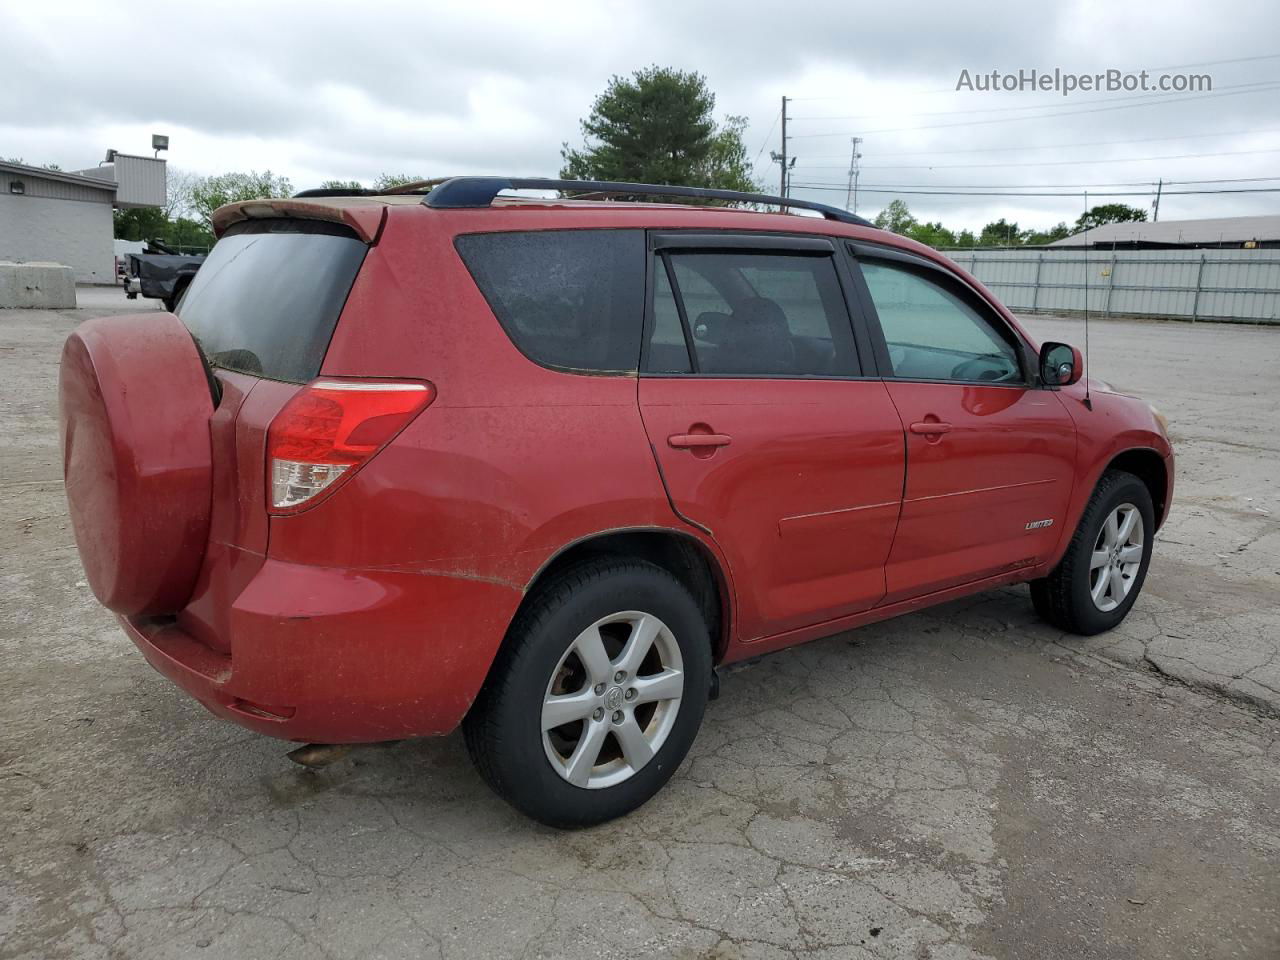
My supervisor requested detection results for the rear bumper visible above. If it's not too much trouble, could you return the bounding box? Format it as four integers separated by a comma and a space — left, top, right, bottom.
122, 559, 522, 743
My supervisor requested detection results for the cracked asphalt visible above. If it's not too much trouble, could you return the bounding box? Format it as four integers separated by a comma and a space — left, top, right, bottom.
2, 291, 1278, 959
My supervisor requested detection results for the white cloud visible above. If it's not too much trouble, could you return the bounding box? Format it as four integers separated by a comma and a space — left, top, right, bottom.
3, 0, 1278, 231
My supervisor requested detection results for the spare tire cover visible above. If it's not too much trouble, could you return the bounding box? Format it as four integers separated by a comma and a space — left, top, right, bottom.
59, 313, 215, 617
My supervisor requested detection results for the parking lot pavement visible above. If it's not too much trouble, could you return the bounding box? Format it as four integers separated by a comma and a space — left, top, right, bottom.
70, 284, 162, 313
2, 303, 1278, 960
1017, 314, 1280, 715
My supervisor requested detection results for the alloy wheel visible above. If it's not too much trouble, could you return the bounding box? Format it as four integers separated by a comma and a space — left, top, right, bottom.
541, 611, 684, 789
1089, 503, 1145, 613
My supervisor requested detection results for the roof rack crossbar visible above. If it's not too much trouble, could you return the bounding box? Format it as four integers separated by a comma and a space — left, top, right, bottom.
419, 177, 876, 228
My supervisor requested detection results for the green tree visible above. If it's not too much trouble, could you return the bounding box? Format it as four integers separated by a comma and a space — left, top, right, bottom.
955, 229, 977, 247
111, 166, 211, 250
693, 115, 756, 194
979, 218, 1021, 246
1022, 221, 1072, 245
906, 220, 957, 248
560, 66, 759, 193
166, 217, 215, 252
373, 173, 428, 190
164, 168, 200, 222
189, 170, 294, 228
873, 199, 917, 234
112, 208, 214, 251
319, 179, 365, 191
1074, 203, 1147, 233
113, 207, 169, 242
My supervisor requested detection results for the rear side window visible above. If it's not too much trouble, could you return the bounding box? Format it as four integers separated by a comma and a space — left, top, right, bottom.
648, 251, 858, 377
456, 230, 644, 373
177, 219, 367, 383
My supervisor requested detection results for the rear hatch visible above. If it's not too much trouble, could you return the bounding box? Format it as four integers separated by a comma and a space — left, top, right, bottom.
173, 218, 371, 651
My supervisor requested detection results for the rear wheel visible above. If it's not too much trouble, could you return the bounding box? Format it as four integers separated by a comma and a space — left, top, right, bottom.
463, 558, 711, 827
1030, 469, 1155, 635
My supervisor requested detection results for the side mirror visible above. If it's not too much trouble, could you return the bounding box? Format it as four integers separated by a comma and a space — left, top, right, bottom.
1039, 341, 1083, 386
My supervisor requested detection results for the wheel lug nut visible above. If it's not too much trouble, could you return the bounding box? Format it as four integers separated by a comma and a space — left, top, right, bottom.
625, 688, 636, 701
592, 707, 604, 721
594, 683, 606, 695
614, 671, 626, 683
611, 710, 623, 724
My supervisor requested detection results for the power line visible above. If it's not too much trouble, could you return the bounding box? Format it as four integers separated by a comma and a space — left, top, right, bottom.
788, 175, 1280, 191
1150, 175, 1280, 186
788, 82, 1280, 138
789, 80, 1276, 121
781, 52, 1280, 101
788, 181, 1280, 198
752, 108, 781, 166
789, 145, 1280, 172
1145, 51, 1280, 72
794, 127, 1280, 161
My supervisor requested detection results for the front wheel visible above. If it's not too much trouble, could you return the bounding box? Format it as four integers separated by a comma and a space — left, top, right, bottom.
1031, 469, 1155, 635
463, 558, 712, 827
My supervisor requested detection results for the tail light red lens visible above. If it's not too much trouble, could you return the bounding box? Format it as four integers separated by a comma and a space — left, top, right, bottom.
266, 379, 434, 513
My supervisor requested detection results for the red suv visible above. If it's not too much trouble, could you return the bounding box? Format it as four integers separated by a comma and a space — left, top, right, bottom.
59, 177, 1173, 826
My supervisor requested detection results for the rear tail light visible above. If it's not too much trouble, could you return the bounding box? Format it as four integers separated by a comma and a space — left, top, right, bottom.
266, 379, 434, 513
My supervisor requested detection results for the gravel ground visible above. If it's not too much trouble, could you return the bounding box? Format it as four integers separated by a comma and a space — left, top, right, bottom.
2, 290, 1278, 960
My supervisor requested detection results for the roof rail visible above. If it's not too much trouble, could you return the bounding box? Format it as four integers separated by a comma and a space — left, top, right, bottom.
420, 177, 876, 228
293, 187, 377, 198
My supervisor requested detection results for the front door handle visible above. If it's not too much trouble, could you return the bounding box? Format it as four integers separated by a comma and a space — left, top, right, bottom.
909, 421, 953, 436
668, 433, 732, 449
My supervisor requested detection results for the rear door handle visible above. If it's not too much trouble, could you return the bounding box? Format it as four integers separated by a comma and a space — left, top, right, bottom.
668, 433, 732, 449
909, 421, 952, 435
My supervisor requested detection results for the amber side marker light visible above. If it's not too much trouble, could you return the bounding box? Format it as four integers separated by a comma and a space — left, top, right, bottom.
266, 379, 435, 513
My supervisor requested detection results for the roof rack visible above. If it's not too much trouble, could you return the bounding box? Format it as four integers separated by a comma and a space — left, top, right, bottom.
418, 177, 876, 228
293, 187, 377, 198
293, 179, 447, 199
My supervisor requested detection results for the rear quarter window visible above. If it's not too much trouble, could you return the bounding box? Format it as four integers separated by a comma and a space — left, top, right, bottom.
177, 219, 367, 383
455, 229, 644, 373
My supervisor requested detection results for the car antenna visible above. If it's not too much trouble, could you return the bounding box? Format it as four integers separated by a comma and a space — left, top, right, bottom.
1082, 189, 1093, 410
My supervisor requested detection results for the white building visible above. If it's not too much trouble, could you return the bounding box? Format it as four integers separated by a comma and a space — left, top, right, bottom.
0, 153, 167, 284
1050, 214, 1280, 250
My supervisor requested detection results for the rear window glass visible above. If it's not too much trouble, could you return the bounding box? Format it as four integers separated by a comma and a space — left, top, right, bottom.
177, 219, 367, 383
455, 229, 644, 372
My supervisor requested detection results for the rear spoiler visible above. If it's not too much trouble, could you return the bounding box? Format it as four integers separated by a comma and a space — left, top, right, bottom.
211, 199, 387, 244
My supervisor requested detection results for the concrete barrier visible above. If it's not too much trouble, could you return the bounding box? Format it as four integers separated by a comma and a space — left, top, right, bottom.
0, 261, 77, 308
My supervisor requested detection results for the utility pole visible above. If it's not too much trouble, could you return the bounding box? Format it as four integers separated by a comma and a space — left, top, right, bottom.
845, 136, 863, 212
780, 95, 787, 197
769, 96, 795, 197
1152, 178, 1163, 222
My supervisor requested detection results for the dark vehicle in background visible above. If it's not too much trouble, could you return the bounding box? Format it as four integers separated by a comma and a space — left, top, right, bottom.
123, 242, 205, 312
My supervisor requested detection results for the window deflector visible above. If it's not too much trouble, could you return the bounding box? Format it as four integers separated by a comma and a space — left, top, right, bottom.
652, 232, 835, 254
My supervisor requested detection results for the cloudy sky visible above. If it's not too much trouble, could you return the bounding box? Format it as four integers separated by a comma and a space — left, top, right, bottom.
4, 0, 1279, 233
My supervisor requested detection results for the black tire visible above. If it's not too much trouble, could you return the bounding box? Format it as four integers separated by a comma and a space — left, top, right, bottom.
463, 558, 712, 828
1030, 469, 1155, 635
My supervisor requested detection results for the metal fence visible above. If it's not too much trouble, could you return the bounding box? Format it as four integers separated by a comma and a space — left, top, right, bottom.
942, 247, 1280, 324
